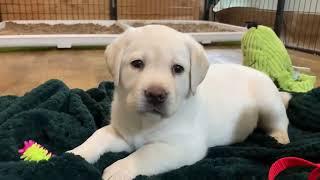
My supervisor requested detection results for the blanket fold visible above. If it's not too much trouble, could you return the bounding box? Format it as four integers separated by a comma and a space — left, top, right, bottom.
0, 80, 319, 180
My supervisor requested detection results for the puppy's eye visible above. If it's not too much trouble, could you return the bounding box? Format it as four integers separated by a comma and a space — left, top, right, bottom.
131, 59, 144, 69
172, 64, 184, 74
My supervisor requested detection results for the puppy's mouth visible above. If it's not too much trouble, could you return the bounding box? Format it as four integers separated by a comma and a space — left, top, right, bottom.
138, 105, 167, 117
150, 108, 163, 115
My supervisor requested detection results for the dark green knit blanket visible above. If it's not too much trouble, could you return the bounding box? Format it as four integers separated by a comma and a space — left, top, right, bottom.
1, 79, 320, 180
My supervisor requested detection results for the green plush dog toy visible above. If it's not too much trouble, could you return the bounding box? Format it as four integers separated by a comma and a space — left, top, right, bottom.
241, 25, 316, 92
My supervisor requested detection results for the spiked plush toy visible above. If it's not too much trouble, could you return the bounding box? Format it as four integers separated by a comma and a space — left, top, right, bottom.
241, 25, 316, 92
18, 140, 53, 162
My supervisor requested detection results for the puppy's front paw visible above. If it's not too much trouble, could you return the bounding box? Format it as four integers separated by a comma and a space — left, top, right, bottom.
66, 149, 85, 158
66, 148, 97, 163
102, 160, 136, 180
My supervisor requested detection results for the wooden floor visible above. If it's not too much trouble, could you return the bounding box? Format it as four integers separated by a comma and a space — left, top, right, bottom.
288, 49, 320, 84
0, 47, 319, 96
0, 49, 111, 96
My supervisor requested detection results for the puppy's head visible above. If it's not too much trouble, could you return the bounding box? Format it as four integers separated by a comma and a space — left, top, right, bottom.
105, 25, 209, 118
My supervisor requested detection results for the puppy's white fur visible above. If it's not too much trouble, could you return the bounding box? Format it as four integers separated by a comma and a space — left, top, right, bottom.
68, 25, 290, 180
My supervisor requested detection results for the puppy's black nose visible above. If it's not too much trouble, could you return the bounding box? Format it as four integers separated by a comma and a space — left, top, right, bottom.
144, 86, 168, 105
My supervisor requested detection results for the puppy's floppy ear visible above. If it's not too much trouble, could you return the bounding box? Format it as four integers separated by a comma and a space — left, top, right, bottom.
185, 35, 210, 95
105, 28, 135, 86
104, 41, 122, 86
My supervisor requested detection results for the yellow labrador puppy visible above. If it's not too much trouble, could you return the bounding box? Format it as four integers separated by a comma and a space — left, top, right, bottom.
68, 25, 290, 180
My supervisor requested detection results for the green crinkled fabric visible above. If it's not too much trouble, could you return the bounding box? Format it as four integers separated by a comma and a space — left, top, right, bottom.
0, 80, 320, 180
242, 25, 316, 92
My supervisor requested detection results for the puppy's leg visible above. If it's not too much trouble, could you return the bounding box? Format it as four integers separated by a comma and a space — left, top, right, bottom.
253, 76, 290, 145
258, 99, 290, 144
102, 142, 207, 180
67, 125, 131, 163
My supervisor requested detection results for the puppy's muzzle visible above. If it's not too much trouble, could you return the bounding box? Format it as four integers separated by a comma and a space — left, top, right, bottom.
144, 86, 168, 106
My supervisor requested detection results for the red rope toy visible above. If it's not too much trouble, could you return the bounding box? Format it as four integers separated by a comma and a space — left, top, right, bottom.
269, 157, 320, 180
